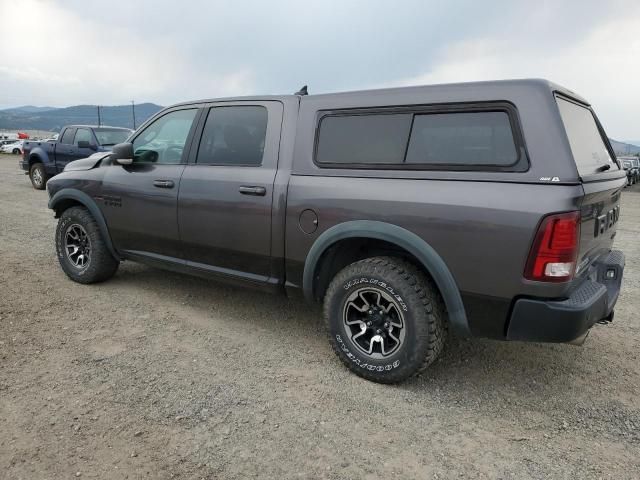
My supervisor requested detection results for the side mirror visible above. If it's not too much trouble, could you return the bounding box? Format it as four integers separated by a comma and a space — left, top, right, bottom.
77, 140, 97, 150
111, 142, 134, 165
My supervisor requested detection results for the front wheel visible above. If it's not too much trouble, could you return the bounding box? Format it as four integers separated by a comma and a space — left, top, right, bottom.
324, 256, 446, 383
55, 207, 119, 284
29, 163, 47, 190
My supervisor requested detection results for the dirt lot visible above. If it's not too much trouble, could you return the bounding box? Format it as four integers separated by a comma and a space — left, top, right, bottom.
1, 153, 639, 479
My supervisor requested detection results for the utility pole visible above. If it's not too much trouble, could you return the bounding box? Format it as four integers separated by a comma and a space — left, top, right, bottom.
97, 105, 101, 126
131, 100, 137, 129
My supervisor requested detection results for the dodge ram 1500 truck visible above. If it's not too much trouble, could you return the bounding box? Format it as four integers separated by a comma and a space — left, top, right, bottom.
45, 79, 626, 383
21, 125, 132, 189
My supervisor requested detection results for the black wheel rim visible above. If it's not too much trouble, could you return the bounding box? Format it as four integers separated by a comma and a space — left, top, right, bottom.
342, 287, 406, 359
64, 224, 91, 269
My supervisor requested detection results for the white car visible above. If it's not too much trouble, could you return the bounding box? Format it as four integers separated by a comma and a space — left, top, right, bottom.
0, 141, 23, 154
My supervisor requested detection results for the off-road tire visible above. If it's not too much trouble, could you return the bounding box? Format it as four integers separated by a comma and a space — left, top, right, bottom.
29, 162, 48, 190
55, 206, 119, 284
324, 256, 447, 383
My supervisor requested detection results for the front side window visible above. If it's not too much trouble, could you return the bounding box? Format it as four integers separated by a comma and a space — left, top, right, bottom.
132, 109, 198, 164
74, 128, 93, 146
315, 107, 520, 169
196, 106, 267, 166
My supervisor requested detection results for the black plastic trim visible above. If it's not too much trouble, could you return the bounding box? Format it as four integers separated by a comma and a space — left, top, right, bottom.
48, 188, 120, 261
302, 220, 470, 336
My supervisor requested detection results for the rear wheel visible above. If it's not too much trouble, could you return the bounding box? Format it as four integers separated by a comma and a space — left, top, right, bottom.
12, 148, 20, 154
55, 207, 119, 284
324, 256, 446, 383
29, 163, 47, 190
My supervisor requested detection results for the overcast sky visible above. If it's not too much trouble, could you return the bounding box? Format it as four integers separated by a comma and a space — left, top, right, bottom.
1, 0, 639, 140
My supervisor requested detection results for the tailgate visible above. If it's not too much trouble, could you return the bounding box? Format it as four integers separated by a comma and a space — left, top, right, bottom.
577, 179, 624, 276
555, 95, 626, 275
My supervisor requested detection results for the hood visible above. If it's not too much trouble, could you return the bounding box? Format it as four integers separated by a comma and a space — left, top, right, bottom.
63, 152, 111, 172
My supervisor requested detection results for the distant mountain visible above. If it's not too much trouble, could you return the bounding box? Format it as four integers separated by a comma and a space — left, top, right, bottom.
609, 138, 640, 156
0, 103, 163, 132
0, 105, 56, 114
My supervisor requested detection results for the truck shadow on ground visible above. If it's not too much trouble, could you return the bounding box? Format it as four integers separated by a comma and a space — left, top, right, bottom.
109, 262, 604, 395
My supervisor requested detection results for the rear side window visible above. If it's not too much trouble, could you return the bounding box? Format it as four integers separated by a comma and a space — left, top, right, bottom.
406, 112, 517, 166
59, 128, 75, 145
196, 106, 267, 166
316, 114, 411, 164
556, 97, 616, 175
315, 107, 521, 169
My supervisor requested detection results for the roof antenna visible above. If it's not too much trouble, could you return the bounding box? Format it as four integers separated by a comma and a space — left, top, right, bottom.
295, 85, 308, 96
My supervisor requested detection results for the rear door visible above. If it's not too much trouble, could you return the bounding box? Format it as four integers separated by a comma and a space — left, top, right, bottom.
556, 95, 626, 273
177, 101, 283, 283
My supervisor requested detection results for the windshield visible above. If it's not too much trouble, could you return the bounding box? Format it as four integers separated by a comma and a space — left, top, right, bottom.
94, 128, 132, 146
556, 97, 618, 176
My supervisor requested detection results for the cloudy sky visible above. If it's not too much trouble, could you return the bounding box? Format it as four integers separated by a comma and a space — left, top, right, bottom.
1, 0, 639, 140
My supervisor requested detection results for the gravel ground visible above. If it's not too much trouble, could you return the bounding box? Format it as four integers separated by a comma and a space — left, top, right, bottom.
1, 153, 639, 479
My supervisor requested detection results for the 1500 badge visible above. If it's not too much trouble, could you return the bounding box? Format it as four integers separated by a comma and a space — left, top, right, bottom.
595, 205, 620, 237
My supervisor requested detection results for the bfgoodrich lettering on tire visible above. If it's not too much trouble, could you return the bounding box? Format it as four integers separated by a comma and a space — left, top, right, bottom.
55, 206, 119, 284
324, 256, 446, 383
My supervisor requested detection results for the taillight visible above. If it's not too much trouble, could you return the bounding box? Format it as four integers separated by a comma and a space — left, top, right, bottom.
524, 211, 580, 282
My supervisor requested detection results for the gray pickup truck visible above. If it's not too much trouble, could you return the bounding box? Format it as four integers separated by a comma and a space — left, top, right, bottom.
21, 125, 132, 189
45, 79, 626, 383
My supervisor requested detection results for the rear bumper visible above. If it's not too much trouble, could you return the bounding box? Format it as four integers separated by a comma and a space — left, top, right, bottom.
507, 250, 625, 342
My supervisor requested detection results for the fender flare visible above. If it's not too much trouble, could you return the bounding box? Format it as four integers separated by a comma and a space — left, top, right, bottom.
48, 188, 120, 261
302, 220, 470, 337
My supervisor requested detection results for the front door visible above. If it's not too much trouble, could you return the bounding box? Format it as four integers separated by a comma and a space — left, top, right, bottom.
54, 127, 77, 171
100, 107, 201, 260
178, 102, 283, 283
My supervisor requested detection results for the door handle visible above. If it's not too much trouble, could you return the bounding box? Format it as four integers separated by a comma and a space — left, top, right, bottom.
239, 186, 266, 196
153, 179, 174, 188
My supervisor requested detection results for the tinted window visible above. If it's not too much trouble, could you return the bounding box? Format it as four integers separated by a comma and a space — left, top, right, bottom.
59, 128, 75, 145
406, 112, 517, 165
94, 128, 131, 146
196, 106, 267, 166
556, 97, 616, 175
74, 128, 92, 146
315, 109, 519, 168
316, 114, 412, 164
132, 109, 197, 164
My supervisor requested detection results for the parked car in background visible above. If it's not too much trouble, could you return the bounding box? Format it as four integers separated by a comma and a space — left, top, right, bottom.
46, 79, 625, 383
0, 140, 23, 154
619, 156, 639, 185
631, 158, 640, 184
622, 160, 633, 185
20, 125, 132, 189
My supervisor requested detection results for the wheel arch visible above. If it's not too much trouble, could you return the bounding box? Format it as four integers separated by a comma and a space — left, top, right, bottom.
48, 188, 120, 261
302, 220, 470, 337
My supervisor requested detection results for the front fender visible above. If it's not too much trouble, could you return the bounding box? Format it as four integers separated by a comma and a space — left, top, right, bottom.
302, 220, 470, 337
48, 188, 120, 261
